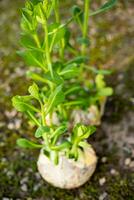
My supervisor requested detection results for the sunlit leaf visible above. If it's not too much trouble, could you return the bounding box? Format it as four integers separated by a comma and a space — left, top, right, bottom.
17, 138, 43, 148
45, 85, 65, 115
28, 82, 40, 100
90, 0, 117, 16
35, 125, 50, 138
17, 50, 44, 69
12, 96, 39, 113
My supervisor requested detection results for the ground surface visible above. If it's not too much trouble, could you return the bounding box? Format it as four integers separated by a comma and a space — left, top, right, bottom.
0, 0, 134, 199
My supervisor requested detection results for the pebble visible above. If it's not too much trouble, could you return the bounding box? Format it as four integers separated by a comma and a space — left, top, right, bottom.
33, 183, 41, 191
130, 161, 134, 168
125, 158, 131, 166
7, 171, 14, 177
35, 172, 41, 180
101, 157, 107, 163
99, 192, 108, 200
7, 122, 15, 130
5, 110, 17, 118
99, 177, 106, 186
20, 177, 28, 185
2, 198, 10, 200
21, 184, 28, 192
110, 168, 118, 175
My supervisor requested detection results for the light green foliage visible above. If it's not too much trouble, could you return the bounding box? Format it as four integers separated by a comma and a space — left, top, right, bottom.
12, 0, 117, 164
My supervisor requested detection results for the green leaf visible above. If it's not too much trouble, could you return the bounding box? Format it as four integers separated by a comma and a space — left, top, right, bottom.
20, 33, 37, 49
35, 125, 50, 138
59, 63, 79, 79
65, 56, 88, 66
17, 50, 44, 69
26, 71, 48, 83
95, 74, 106, 89
90, 0, 117, 16
48, 23, 66, 47
30, 0, 43, 5
81, 126, 96, 139
17, 138, 43, 148
12, 96, 39, 113
44, 71, 64, 85
97, 87, 113, 96
51, 141, 71, 151
45, 85, 65, 115
51, 124, 67, 145
89, 67, 113, 75
71, 5, 83, 25
65, 85, 81, 95
28, 82, 40, 100
77, 37, 90, 46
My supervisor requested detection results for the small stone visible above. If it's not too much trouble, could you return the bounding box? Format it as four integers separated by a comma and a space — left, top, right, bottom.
33, 183, 41, 191
21, 184, 28, 192
15, 119, 21, 129
1, 157, 7, 163
130, 161, 134, 168
2, 198, 10, 200
7, 171, 14, 177
101, 157, 107, 163
125, 158, 131, 166
110, 168, 118, 175
35, 172, 41, 180
7, 122, 15, 130
99, 192, 108, 200
20, 177, 28, 185
99, 177, 106, 186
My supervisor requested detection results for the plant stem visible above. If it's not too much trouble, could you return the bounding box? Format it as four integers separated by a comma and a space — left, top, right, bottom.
27, 111, 41, 126
44, 21, 54, 79
54, 0, 65, 60
81, 0, 90, 56
39, 100, 46, 126
79, 0, 90, 80
33, 33, 40, 48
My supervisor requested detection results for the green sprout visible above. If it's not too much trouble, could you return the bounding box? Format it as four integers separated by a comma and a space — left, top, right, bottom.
12, 0, 117, 164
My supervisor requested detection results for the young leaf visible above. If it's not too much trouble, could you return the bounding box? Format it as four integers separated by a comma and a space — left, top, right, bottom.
48, 23, 66, 47
28, 82, 40, 100
17, 50, 44, 69
77, 37, 90, 46
81, 126, 96, 139
12, 96, 40, 113
89, 67, 113, 75
90, 0, 117, 16
95, 74, 106, 89
51, 124, 67, 145
45, 85, 65, 115
59, 63, 79, 79
71, 5, 83, 26
51, 141, 71, 151
17, 138, 43, 148
97, 87, 113, 96
35, 125, 50, 138
65, 56, 88, 66
44, 71, 63, 85
20, 33, 37, 49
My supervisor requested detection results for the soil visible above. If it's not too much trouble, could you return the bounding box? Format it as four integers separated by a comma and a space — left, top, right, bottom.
0, 0, 134, 199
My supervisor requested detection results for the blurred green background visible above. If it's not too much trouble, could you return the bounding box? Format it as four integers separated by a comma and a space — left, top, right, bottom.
0, 0, 134, 199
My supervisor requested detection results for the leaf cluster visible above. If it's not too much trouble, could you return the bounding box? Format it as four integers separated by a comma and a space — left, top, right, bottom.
12, 0, 117, 164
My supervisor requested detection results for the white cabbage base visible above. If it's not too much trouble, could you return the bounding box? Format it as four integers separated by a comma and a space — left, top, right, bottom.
37, 146, 97, 189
